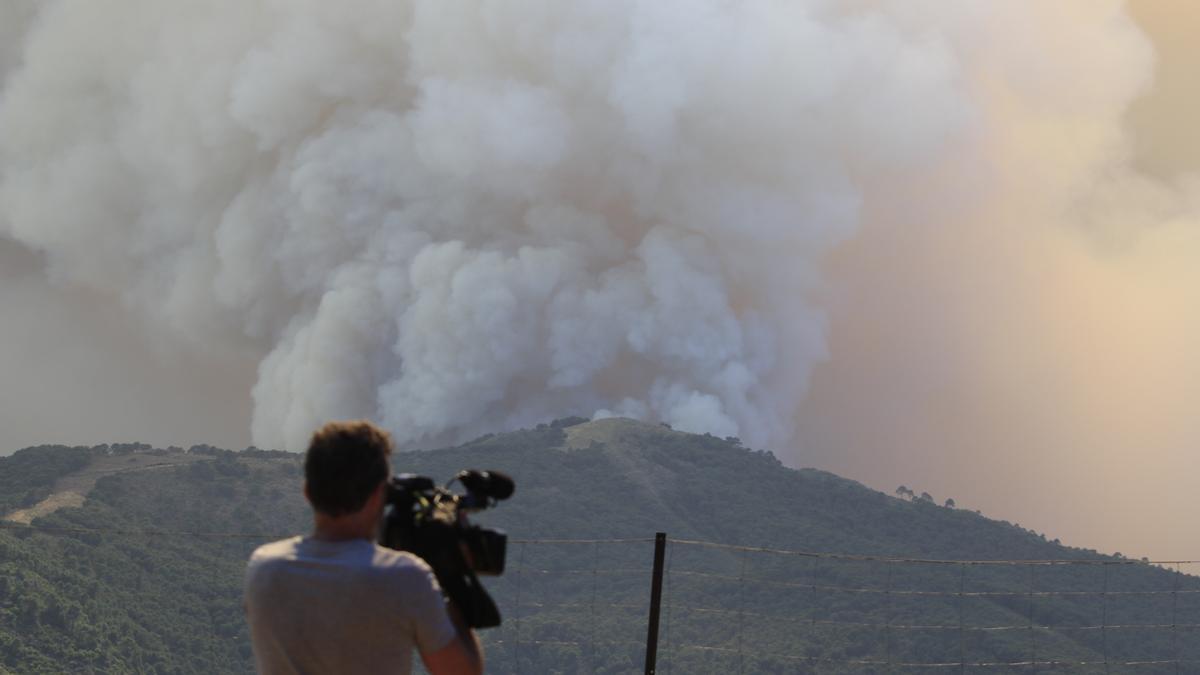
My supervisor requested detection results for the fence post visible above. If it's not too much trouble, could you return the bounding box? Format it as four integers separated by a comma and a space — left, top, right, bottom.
645, 532, 667, 675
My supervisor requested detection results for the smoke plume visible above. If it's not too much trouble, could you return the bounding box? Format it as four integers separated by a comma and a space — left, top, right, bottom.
3, 0, 972, 450
4, 1, 1200, 559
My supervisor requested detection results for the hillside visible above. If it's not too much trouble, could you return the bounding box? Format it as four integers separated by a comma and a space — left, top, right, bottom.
1, 418, 1196, 673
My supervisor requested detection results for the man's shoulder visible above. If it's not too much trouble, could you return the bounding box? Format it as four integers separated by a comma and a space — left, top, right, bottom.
248, 536, 304, 564
370, 545, 437, 579
245, 536, 432, 577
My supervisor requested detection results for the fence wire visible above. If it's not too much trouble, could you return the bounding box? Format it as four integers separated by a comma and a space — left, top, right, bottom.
661, 539, 1200, 674
4, 521, 1200, 673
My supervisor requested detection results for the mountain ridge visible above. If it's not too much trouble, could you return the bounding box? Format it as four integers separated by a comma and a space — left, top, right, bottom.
0, 417, 1141, 560
1, 418, 1194, 672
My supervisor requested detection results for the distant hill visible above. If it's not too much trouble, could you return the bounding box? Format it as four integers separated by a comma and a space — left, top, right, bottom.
1, 418, 1195, 673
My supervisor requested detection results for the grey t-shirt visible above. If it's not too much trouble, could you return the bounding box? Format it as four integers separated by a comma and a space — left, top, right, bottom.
245, 536, 457, 675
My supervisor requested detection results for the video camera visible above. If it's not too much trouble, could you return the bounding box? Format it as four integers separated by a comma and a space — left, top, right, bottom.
379, 469, 514, 628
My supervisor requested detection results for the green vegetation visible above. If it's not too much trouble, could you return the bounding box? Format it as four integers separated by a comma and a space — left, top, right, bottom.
0, 445, 92, 513
1, 418, 1196, 673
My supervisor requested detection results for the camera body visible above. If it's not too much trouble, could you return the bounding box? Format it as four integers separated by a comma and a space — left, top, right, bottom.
379, 470, 513, 628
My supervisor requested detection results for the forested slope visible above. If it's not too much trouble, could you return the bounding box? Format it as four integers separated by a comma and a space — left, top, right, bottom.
1, 418, 1194, 673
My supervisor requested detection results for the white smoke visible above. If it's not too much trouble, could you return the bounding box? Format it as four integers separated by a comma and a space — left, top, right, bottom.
0, 0, 959, 450
0, 0, 1187, 459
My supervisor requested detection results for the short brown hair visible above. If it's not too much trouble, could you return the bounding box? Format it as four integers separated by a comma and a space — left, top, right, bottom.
304, 420, 392, 516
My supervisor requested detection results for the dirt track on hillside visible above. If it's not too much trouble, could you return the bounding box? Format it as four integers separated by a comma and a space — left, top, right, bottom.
3, 451, 212, 524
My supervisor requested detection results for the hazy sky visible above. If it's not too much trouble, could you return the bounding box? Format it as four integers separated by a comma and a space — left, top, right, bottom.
0, 243, 257, 451
1, 1, 1198, 563
799, 0, 1200, 560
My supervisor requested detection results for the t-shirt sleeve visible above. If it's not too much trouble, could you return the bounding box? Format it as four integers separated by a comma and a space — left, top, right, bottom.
405, 562, 458, 654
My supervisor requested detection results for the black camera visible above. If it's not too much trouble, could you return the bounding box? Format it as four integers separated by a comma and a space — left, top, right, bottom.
379, 469, 514, 628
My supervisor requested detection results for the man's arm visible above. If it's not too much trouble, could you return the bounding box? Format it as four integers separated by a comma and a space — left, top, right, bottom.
420, 601, 483, 675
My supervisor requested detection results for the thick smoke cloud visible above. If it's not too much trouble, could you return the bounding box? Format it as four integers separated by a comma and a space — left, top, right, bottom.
4, 0, 1200, 560
2, 0, 970, 451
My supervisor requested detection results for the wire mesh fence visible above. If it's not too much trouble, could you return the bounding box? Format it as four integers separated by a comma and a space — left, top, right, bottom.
447, 535, 1200, 673
658, 539, 1200, 673
5, 522, 1200, 673
480, 537, 657, 674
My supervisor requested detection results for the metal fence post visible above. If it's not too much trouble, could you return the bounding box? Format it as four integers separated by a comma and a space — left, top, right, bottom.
645, 532, 667, 675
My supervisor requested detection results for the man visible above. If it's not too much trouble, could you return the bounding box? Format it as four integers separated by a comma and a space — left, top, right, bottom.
244, 420, 484, 675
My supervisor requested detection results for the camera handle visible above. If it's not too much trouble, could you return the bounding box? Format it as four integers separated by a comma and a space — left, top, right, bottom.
435, 566, 502, 629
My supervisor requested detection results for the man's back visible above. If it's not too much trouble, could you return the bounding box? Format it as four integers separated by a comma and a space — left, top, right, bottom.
244, 536, 456, 675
